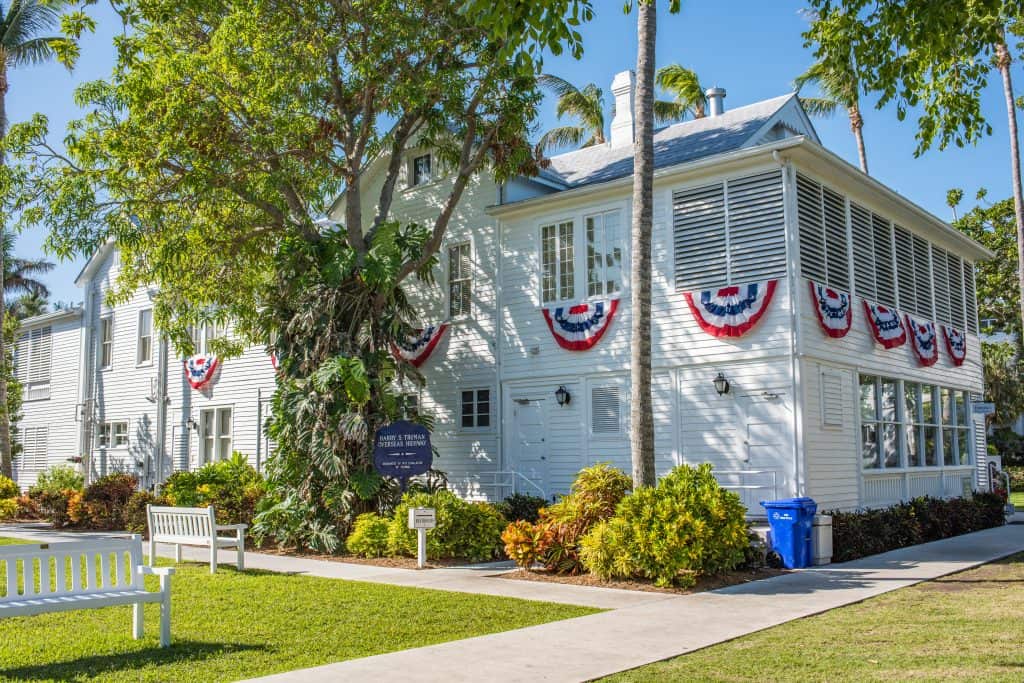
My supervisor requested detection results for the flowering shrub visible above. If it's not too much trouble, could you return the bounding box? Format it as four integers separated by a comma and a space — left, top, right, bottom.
162, 453, 266, 526
124, 490, 168, 536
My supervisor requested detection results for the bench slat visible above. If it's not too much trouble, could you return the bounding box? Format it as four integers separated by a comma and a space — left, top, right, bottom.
5, 559, 15, 598
23, 558, 35, 597
39, 556, 51, 596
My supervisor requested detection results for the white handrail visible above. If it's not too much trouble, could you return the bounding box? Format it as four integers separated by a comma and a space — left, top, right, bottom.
468, 470, 546, 501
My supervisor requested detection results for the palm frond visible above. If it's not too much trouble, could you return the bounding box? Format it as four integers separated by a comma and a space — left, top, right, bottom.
655, 63, 707, 121
653, 99, 687, 125
799, 96, 840, 118
1, 1, 62, 53
536, 125, 587, 153
6, 35, 59, 67
537, 74, 581, 100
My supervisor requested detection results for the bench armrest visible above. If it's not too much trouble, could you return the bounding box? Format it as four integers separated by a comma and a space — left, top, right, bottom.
139, 565, 176, 577
216, 524, 248, 531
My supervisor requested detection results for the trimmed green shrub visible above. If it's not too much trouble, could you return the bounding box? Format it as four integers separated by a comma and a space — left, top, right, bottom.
70, 473, 138, 530
124, 490, 168, 536
387, 490, 506, 562
579, 463, 748, 588
0, 498, 17, 521
162, 452, 266, 526
829, 493, 1006, 562
28, 466, 84, 497
346, 513, 391, 557
0, 475, 18, 500
495, 494, 548, 524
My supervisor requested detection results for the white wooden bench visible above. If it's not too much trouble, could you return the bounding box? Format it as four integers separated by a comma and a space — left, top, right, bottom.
0, 535, 174, 647
147, 505, 247, 573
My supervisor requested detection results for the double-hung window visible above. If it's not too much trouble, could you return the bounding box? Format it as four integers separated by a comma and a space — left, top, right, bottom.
199, 407, 233, 463
448, 243, 471, 318
412, 154, 432, 186
460, 389, 490, 429
541, 221, 574, 303
97, 421, 128, 449
942, 388, 971, 466
99, 317, 113, 369
585, 210, 623, 297
137, 309, 153, 365
193, 321, 227, 355
860, 375, 900, 469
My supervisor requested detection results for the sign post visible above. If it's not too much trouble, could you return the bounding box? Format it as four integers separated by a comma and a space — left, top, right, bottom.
373, 420, 433, 490
408, 507, 437, 569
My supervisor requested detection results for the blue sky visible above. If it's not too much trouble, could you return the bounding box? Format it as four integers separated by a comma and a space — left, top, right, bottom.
11, 0, 1020, 304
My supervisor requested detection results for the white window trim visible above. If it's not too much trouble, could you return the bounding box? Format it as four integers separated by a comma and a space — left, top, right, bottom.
459, 387, 493, 432
99, 314, 114, 371
18, 326, 53, 401
583, 208, 624, 300
406, 151, 441, 190
96, 420, 130, 450
136, 308, 154, 367
446, 239, 473, 320
197, 405, 234, 464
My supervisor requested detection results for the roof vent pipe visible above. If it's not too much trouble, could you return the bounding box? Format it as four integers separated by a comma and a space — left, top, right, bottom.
706, 87, 726, 117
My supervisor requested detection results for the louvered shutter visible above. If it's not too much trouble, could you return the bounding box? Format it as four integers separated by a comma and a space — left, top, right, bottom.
820, 370, 844, 427
823, 187, 849, 290
893, 226, 916, 313
946, 252, 965, 329
963, 261, 978, 333
872, 215, 896, 307
851, 203, 875, 299
674, 182, 727, 291
797, 174, 827, 284
727, 171, 785, 283
14, 333, 27, 384
932, 246, 952, 324
912, 235, 934, 318
591, 385, 621, 434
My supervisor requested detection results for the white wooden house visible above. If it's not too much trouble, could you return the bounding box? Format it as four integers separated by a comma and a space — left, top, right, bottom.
15, 70, 991, 513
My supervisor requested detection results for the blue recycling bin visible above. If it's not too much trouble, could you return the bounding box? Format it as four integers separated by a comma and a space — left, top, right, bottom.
761, 497, 818, 569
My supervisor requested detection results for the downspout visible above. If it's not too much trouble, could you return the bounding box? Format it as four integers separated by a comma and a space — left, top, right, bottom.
77, 292, 96, 484
154, 335, 169, 490
775, 150, 805, 498
493, 188, 504, 500
256, 387, 262, 472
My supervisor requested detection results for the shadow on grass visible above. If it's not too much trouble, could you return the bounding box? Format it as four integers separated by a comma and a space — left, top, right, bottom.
0, 641, 265, 682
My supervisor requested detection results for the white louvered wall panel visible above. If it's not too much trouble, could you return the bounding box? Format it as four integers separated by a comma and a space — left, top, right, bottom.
893, 226, 916, 313
912, 235, 934, 319
591, 385, 621, 435
963, 261, 978, 333
872, 214, 897, 307
823, 187, 850, 290
727, 171, 786, 283
946, 252, 965, 329
673, 182, 727, 291
797, 174, 827, 284
850, 203, 875, 299
932, 246, 952, 324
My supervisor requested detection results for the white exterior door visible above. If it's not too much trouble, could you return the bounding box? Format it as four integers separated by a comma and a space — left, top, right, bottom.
511, 397, 548, 494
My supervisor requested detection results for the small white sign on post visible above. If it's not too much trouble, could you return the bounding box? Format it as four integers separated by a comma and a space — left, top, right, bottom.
408, 507, 436, 569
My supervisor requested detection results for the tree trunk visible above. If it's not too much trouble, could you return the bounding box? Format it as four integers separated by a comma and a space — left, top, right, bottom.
630, 1, 656, 489
0, 66, 11, 480
996, 41, 1024, 340
848, 103, 868, 174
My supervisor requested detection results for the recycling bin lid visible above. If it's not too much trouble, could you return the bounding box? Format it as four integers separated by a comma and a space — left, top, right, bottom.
760, 497, 817, 509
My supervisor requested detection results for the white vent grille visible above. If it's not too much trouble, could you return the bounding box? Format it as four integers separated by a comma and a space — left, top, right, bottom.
591, 385, 621, 435
820, 370, 844, 427
946, 252, 965, 328
932, 246, 951, 324
19, 426, 48, 471
823, 187, 849, 289
912, 235, 933, 318
963, 261, 978, 333
893, 226, 916, 313
872, 214, 896, 307
851, 203, 875, 299
674, 182, 726, 291
797, 174, 827, 284
727, 171, 786, 283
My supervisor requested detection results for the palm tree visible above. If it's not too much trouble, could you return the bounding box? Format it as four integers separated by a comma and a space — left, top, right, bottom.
994, 34, 1024, 347
0, 0, 64, 479
535, 75, 606, 154
630, 0, 657, 489
3, 232, 53, 300
654, 63, 706, 124
794, 54, 868, 174
10, 291, 47, 319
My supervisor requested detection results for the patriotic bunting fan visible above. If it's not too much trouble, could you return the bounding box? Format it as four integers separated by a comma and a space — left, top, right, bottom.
942, 325, 967, 366
684, 280, 778, 338
906, 314, 939, 366
184, 354, 219, 390
270, 352, 279, 371
391, 323, 449, 368
542, 298, 619, 351
862, 301, 906, 349
809, 280, 853, 338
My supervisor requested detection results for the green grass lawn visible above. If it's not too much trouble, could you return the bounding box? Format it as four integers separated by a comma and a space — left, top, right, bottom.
1011, 490, 1023, 508
0, 536, 598, 682
605, 552, 1024, 682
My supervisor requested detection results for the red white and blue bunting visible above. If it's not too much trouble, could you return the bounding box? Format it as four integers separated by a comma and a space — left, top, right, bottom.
542, 298, 619, 351
269, 352, 279, 371
684, 280, 778, 339
906, 314, 939, 366
809, 280, 853, 338
184, 354, 219, 390
942, 325, 967, 366
862, 301, 906, 349
391, 323, 449, 368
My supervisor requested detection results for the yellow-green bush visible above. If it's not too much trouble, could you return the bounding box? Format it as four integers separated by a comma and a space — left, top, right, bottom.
579, 463, 748, 588
346, 513, 391, 557
387, 490, 506, 562
0, 497, 17, 521
0, 475, 18, 500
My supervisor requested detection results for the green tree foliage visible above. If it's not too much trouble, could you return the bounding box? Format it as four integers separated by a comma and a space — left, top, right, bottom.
536, 75, 607, 153
953, 194, 1022, 340
3, 0, 590, 551
981, 341, 1024, 428
654, 63, 706, 123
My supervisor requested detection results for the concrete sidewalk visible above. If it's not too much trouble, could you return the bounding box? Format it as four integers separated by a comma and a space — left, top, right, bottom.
243, 522, 1024, 683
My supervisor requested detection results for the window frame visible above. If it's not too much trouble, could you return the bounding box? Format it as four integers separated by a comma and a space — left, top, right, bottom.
18, 326, 53, 401
459, 388, 492, 431
99, 316, 114, 371
447, 241, 472, 319
96, 420, 129, 449
198, 406, 234, 464
410, 153, 433, 187
136, 308, 154, 366
538, 200, 627, 307
584, 209, 623, 299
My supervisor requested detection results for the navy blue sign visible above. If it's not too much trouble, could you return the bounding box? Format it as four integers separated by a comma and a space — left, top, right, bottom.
373, 421, 432, 483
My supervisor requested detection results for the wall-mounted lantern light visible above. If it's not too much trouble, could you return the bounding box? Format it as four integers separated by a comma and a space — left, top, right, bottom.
555, 385, 571, 406
713, 372, 731, 396
186, 416, 197, 431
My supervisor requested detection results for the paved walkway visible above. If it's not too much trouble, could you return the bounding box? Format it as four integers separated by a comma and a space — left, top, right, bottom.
4, 520, 1024, 682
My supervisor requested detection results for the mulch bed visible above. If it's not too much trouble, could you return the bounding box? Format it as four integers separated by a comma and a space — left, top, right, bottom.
495, 566, 788, 594
258, 547, 476, 570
